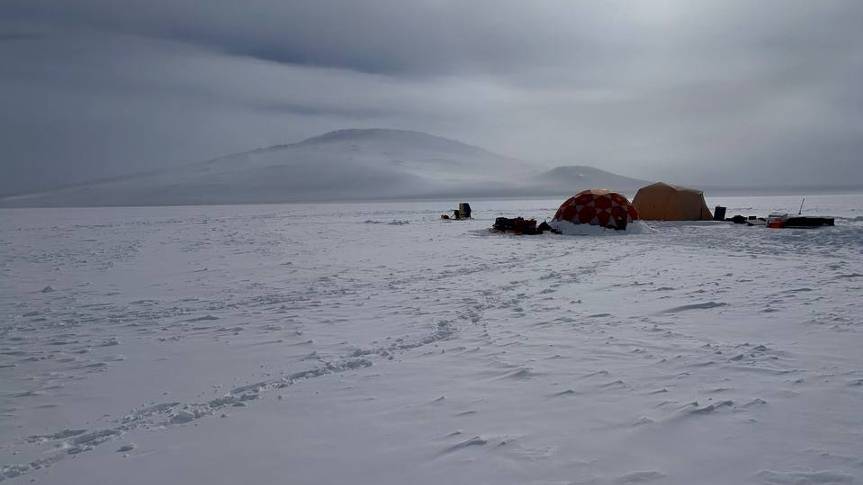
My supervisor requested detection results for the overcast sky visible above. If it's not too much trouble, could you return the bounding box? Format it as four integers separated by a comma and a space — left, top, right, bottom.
1, 0, 862, 195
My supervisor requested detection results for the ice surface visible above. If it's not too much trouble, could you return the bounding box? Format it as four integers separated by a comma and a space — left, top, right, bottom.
1, 194, 862, 484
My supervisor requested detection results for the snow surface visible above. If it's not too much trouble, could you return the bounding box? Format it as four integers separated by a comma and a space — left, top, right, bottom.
549, 220, 654, 235
1, 193, 862, 484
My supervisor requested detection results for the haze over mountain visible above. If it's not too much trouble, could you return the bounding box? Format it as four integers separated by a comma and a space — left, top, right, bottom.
536, 166, 649, 195
0, 129, 650, 207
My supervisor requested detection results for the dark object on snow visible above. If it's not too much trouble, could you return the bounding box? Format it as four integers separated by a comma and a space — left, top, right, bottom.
493, 217, 545, 235
768, 215, 835, 229
443, 202, 472, 220
729, 215, 748, 224
785, 216, 834, 228
493, 217, 512, 231
493, 217, 561, 235
713, 206, 727, 221
494, 217, 535, 233
440, 214, 450, 220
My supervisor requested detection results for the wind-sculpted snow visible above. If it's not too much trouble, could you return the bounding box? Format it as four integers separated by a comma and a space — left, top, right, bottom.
1, 194, 863, 484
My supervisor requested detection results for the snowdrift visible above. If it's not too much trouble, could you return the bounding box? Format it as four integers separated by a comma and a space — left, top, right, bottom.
549, 219, 653, 235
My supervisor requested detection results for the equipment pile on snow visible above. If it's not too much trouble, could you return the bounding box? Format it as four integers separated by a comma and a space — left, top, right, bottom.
488, 186, 838, 237
766, 214, 835, 228
441, 202, 472, 220
492, 217, 554, 235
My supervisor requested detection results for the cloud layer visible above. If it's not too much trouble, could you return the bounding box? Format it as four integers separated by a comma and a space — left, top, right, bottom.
2, 0, 862, 195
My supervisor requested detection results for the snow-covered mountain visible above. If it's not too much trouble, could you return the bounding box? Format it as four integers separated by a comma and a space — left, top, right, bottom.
0, 129, 646, 207
534, 165, 648, 194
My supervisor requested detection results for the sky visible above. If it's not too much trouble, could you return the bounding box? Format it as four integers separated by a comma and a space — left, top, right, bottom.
1, 0, 862, 195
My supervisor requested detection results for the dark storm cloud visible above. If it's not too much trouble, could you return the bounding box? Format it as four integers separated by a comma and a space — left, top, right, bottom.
8, 1, 860, 79
1, 0, 862, 195
1, 0, 615, 76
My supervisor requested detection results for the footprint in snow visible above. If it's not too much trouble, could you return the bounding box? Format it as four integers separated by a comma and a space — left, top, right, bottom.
438, 436, 487, 456
657, 301, 727, 314
755, 469, 853, 484
454, 410, 477, 417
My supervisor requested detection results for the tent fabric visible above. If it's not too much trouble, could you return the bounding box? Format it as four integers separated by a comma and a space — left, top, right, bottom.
632, 182, 713, 221
553, 189, 639, 228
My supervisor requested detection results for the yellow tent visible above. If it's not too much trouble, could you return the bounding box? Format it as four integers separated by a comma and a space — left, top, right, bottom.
632, 182, 713, 221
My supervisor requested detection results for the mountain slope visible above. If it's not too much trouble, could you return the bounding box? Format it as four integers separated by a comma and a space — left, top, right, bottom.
533, 165, 649, 193
0, 129, 647, 207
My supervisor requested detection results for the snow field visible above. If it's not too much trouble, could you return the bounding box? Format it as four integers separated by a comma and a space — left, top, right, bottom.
1, 195, 862, 484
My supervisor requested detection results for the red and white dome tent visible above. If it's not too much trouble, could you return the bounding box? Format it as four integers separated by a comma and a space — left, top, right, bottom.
552, 189, 639, 230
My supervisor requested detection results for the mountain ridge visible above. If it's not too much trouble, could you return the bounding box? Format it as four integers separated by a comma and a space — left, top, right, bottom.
0, 129, 650, 207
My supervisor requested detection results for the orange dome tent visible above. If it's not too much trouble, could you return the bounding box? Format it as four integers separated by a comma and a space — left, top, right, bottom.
553, 189, 639, 229
632, 182, 712, 221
